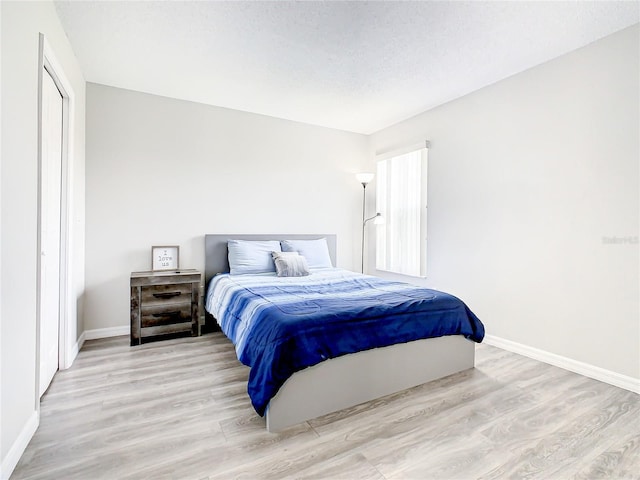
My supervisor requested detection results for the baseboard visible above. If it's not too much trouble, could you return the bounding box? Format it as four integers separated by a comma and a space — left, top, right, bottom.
77, 330, 86, 352
71, 330, 85, 360
1, 410, 39, 480
483, 334, 640, 394
84, 325, 129, 340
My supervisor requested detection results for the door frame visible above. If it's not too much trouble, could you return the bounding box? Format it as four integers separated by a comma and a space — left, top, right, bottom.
36, 33, 75, 404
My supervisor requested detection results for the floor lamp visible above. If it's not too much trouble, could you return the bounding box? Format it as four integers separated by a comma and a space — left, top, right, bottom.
356, 173, 383, 273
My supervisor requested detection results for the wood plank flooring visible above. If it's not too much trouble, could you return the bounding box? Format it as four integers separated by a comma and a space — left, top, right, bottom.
11, 333, 640, 479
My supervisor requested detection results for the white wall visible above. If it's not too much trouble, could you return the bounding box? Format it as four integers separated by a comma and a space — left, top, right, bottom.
0, 1, 85, 477
85, 83, 369, 331
369, 25, 639, 381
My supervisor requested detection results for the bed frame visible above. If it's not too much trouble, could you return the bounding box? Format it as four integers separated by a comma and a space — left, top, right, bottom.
204, 234, 476, 432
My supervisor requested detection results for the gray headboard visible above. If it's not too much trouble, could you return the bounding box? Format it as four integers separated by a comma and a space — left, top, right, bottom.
204, 234, 337, 283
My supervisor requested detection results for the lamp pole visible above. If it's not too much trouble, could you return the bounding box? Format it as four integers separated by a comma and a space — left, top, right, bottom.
361, 181, 367, 273
362, 213, 384, 273
356, 173, 375, 274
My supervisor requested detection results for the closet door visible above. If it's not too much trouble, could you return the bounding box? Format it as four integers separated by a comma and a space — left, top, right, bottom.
39, 67, 63, 397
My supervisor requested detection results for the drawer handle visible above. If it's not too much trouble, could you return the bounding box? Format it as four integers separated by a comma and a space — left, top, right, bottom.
153, 292, 181, 299
153, 311, 181, 317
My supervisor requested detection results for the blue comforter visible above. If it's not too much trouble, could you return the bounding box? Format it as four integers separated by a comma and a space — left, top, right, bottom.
205, 268, 484, 416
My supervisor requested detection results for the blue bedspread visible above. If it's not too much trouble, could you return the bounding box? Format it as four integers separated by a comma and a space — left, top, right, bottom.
205, 268, 484, 416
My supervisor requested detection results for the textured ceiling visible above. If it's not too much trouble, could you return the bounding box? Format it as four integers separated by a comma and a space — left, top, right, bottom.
54, 1, 639, 134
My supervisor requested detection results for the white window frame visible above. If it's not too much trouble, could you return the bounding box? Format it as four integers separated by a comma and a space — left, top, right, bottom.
375, 142, 429, 277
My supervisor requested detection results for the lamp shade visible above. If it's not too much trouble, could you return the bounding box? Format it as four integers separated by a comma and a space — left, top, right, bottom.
356, 172, 375, 185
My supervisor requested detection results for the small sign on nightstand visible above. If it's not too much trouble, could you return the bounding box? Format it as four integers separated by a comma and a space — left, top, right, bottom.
151, 245, 179, 271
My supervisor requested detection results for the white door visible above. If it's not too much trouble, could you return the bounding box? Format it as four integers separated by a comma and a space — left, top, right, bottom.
39, 67, 63, 397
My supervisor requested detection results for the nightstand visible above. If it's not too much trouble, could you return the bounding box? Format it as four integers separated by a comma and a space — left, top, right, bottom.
130, 269, 202, 346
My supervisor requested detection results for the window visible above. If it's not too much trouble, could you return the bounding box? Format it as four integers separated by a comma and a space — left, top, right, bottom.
376, 144, 428, 277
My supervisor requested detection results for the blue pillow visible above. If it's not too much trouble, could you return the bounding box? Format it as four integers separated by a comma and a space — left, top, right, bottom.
281, 238, 333, 269
228, 240, 281, 275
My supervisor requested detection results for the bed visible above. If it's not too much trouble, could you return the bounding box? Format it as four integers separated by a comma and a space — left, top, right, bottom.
204, 234, 484, 432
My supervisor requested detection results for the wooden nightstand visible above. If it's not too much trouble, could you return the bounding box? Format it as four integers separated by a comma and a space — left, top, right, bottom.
130, 269, 202, 346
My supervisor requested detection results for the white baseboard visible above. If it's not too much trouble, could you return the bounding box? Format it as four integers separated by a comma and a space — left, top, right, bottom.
84, 325, 129, 340
483, 334, 640, 394
1, 410, 39, 480
77, 330, 86, 352
60, 330, 85, 370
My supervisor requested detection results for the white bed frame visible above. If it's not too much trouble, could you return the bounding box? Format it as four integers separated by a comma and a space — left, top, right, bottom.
204, 234, 476, 432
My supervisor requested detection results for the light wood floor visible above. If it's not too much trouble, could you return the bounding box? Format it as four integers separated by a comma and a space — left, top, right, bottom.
11, 333, 640, 480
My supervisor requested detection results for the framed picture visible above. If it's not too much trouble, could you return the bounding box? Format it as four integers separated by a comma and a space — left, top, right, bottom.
151, 245, 179, 271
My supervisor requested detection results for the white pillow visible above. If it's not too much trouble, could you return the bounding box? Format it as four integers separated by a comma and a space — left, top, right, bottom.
272, 251, 310, 277
281, 238, 333, 269
228, 240, 281, 275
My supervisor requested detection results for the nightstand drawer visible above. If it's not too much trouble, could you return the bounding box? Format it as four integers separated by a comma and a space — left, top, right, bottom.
141, 284, 192, 306
141, 304, 192, 327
